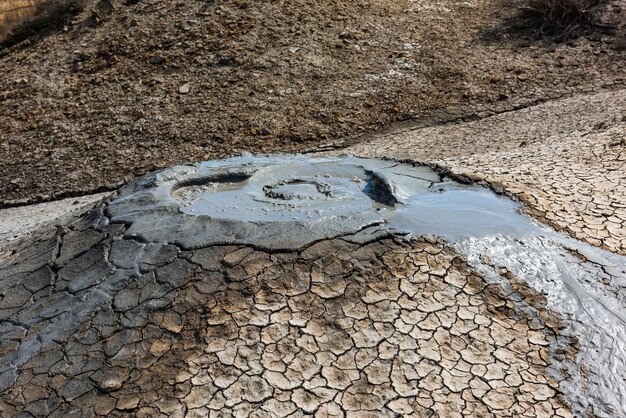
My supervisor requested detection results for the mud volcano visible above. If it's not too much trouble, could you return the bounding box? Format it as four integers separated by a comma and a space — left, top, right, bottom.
107, 155, 442, 249
1, 155, 625, 417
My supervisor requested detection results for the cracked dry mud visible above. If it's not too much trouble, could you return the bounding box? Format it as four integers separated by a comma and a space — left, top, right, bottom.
0, 207, 576, 417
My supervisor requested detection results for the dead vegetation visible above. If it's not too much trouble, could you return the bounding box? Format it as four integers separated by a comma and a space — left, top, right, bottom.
522, 0, 609, 37
0, 0, 83, 48
529, 0, 602, 19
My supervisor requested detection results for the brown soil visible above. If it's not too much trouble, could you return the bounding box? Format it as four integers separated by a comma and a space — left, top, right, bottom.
0, 0, 624, 204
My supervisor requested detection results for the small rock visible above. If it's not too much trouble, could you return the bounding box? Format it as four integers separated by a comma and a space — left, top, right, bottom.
149, 56, 165, 65
179, 83, 190, 94
95, 0, 114, 15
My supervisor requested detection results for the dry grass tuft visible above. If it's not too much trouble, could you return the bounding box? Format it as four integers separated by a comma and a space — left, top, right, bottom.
529, 0, 602, 18
0, 0, 83, 48
524, 0, 604, 35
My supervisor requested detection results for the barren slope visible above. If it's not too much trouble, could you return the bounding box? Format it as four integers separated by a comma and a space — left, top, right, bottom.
0, 0, 624, 203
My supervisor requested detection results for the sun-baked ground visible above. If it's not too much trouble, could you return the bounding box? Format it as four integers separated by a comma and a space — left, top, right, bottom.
0, 205, 579, 417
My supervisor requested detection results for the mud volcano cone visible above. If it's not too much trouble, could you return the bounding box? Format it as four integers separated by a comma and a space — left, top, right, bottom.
0, 156, 588, 417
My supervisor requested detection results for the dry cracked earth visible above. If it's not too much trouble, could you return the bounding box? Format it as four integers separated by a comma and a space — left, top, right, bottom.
0, 200, 580, 417
0, 81, 624, 418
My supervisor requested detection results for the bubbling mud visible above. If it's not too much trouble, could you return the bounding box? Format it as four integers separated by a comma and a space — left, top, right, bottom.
108, 154, 626, 416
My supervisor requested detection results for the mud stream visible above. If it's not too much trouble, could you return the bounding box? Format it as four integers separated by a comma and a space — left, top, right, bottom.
387, 171, 626, 417
109, 155, 626, 416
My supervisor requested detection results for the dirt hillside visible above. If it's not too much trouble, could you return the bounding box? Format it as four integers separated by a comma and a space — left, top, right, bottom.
0, 0, 624, 204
